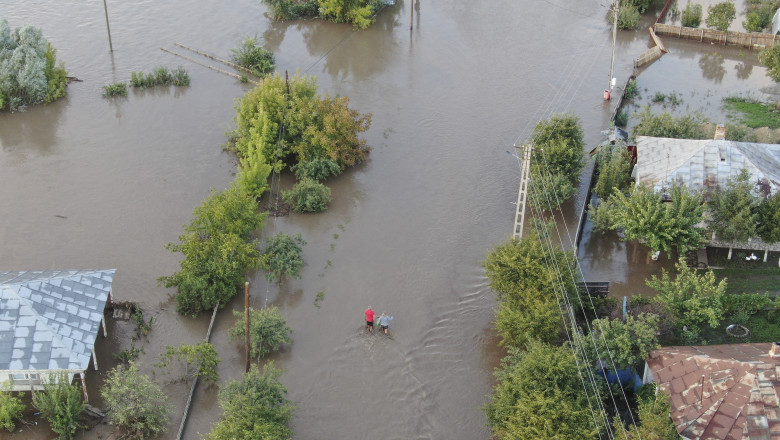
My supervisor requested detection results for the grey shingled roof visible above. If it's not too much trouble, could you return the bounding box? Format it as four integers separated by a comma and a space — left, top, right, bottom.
0, 270, 115, 372
635, 136, 780, 196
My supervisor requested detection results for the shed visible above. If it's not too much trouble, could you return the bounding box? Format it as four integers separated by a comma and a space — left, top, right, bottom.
0, 269, 114, 393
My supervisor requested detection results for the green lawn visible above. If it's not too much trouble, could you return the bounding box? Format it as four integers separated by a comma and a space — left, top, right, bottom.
723, 97, 780, 129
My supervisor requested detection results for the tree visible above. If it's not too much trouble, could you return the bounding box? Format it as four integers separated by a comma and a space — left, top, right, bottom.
282, 178, 332, 213
204, 362, 294, 440
603, 184, 707, 255
260, 233, 306, 283
159, 185, 264, 315
706, 2, 736, 31
757, 192, 780, 243
317, 0, 376, 29
32, 373, 84, 440
587, 313, 661, 370
622, 387, 679, 440
291, 156, 341, 181
0, 381, 24, 432
230, 35, 275, 77
708, 169, 759, 243
616, 2, 641, 30
156, 342, 220, 385
682, 2, 703, 27
531, 114, 585, 185
484, 341, 604, 440
495, 293, 562, 347
647, 259, 727, 336
529, 170, 576, 211
593, 143, 633, 200
743, 3, 776, 33
632, 108, 706, 139
229, 306, 293, 359
101, 362, 171, 439
759, 45, 780, 82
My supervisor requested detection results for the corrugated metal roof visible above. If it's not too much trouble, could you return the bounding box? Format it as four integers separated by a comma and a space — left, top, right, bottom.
635, 137, 780, 197
0, 270, 114, 372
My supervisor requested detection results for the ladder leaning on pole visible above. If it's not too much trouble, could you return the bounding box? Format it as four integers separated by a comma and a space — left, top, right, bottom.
512, 144, 532, 239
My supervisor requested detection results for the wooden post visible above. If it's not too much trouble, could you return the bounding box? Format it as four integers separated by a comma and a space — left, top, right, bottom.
410, 0, 413, 31
245, 281, 251, 373
285, 71, 290, 96
92, 347, 98, 371
79, 373, 89, 403
101, 316, 107, 338
764, 249, 769, 262
728, 247, 732, 260
102, 0, 113, 52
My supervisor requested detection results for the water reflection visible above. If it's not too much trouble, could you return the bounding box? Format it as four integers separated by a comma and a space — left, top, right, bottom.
699, 52, 726, 83
0, 100, 65, 154
734, 61, 753, 79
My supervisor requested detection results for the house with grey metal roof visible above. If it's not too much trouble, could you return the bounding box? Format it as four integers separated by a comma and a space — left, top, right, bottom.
0, 269, 114, 392
634, 136, 780, 198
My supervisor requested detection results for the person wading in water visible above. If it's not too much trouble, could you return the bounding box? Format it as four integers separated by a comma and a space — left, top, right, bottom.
365, 306, 375, 333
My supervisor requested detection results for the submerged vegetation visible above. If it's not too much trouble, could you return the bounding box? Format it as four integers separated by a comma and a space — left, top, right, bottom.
130, 66, 190, 88
0, 18, 67, 111
262, 0, 386, 29
102, 82, 127, 98
231, 35, 275, 77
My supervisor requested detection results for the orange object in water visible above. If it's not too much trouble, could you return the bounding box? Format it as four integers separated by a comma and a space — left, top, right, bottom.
603, 89, 610, 100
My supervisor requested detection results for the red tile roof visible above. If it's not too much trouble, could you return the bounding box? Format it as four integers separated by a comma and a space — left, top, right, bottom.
646, 343, 780, 440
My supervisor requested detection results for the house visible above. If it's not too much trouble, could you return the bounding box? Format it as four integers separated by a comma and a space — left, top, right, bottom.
633, 136, 780, 198
0, 269, 115, 394
643, 342, 780, 439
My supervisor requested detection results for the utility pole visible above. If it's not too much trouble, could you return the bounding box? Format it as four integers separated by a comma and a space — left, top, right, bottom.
606, 0, 618, 99
245, 281, 251, 373
102, 0, 113, 52
512, 144, 532, 239
410, 0, 414, 31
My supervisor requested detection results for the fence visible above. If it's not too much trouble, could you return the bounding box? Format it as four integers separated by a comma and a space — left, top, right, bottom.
635, 46, 662, 68
654, 23, 780, 49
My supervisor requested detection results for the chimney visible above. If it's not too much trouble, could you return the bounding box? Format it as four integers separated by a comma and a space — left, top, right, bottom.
770, 342, 780, 358
714, 124, 726, 140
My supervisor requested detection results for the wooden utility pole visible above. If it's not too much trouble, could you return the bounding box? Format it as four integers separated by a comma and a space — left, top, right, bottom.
608, 0, 618, 95
285, 70, 290, 95
102, 0, 113, 52
410, 0, 414, 30
245, 281, 251, 373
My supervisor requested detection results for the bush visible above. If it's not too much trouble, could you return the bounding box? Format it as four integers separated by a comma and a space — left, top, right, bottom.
102, 82, 127, 98
291, 157, 341, 181
743, 2, 776, 33
706, 2, 736, 31
262, 0, 319, 21
156, 342, 220, 385
230, 306, 293, 359
624, 78, 639, 100
231, 35, 275, 77
44, 43, 67, 103
587, 313, 661, 369
282, 178, 332, 213
708, 169, 759, 243
102, 362, 171, 439
32, 373, 84, 440
633, 107, 707, 139
614, 109, 628, 127
171, 66, 190, 86
593, 143, 633, 200
260, 233, 306, 283
724, 123, 757, 142
0, 382, 24, 432
681, 2, 703, 27
616, 2, 641, 29
757, 192, 780, 243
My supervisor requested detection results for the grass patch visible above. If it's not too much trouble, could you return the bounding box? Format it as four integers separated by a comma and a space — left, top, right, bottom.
102, 82, 127, 98
707, 248, 780, 295
723, 96, 780, 128
130, 66, 190, 88
694, 309, 780, 345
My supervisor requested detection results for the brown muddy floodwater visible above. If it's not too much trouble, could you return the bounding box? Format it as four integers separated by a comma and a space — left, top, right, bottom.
3, 1, 765, 439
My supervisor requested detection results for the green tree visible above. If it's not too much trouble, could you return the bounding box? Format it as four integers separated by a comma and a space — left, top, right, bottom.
682, 2, 703, 27
204, 362, 293, 440
587, 313, 661, 369
101, 362, 171, 439
647, 259, 727, 336
282, 178, 332, 213
229, 306, 293, 359
317, 0, 376, 29
231, 35, 275, 77
759, 45, 780, 82
236, 144, 273, 200
260, 233, 306, 283
528, 170, 576, 211
0, 381, 24, 432
604, 184, 707, 255
531, 114, 585, 185
633, 0, 660, 13
291, 157, 341, 181
622, 387, 679, 440
757, 192, 780, 243
633, 108, 707, 139
156, 342, 220, 385
708, 169, 759, 243
494, 293, 563, 348
743, 3, 776, 33
706, 2, 736, 31
484, 341, 604, 440
32, 373, 84, 440
616, 2, 641, 29
593, 143, 633, 200
159, 185, 265, 315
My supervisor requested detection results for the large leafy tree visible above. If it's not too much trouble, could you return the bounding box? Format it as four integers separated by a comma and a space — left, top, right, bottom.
757, 192, 780, 243
593, 142, 633, 200
32, 374, 84, 440
160, 185, 265, 315
647, 259, 727, 336
528, 114, 585, 211
229, 306, 293, 359
156, 342, 220, 385
603, 184, 707, 255
0, 381, 24, 432
708, 169, 758, 243
260, 232, 306, 283
204, 362, 294, 440
760, 45, 780, 82
102, 362, 171, 439
705, 2, 736, 31
622, 388, 679, 440
484, 341, 604, 440
587, 313, 661, 370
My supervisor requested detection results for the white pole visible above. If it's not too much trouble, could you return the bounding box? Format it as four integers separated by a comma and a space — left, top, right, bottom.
609, 0, 618, 91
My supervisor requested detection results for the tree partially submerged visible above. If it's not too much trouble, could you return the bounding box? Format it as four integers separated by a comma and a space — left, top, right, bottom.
156, 342, 220, 385
262, 0, 382, 29
102, 362, 171, 439
260, 232, 306, 283
529, 114, 586, 211
32, 374, 84, 440
229, 306, 293, 359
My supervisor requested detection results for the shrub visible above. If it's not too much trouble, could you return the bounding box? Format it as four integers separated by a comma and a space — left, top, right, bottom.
263, 0, 319, 21
229, 306, 293, 359
633, 107, 707, 139
102, 82, 127, 98
588, 313, 661, 369
757, 192, 780, 243
681, 2, 703, 27
260, 233, 306, 283
156, 342, 220, 385
706, 2, 736, 31
724, 123, 757, 142
759, 45, 780, 82
624, 78, 639, 100
282, 178, 332, 213
231, 35, 275, 77
291, 156, 341, 181
44, 43, 67, 103
102, 362, 171, 439
171, 66, 190, 86
616, 2, 641, 29
614, 109, 628, 127
743, 3, 776, 33
0, 381, 24, 432
32, 373, 84, 440
593, 143, 633, 200
708, 169, 759, 243
153, 66, 172, 85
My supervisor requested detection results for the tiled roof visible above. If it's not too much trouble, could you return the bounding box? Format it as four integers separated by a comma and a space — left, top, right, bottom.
0, 270, 114, 372
635, 137, 780, 197
646, 343, 780, 440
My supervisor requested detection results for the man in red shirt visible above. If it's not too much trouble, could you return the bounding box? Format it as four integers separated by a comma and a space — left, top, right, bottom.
365, 306, 375, 333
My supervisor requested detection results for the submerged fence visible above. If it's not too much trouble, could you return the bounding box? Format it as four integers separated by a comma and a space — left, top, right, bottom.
654, 23, 780, 49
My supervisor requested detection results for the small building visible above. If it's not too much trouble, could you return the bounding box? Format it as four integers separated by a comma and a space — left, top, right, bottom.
633, 136, 780, 198
0, 269, 115, 392
643, 343, 780, 440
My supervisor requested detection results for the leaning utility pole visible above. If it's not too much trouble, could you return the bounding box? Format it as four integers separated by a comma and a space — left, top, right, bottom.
102, 0, 113, 52
512, 144, 532, 239
245, 281, 251, 373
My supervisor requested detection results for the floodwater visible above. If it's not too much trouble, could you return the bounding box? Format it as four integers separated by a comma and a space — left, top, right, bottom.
1, 1, 768, 439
